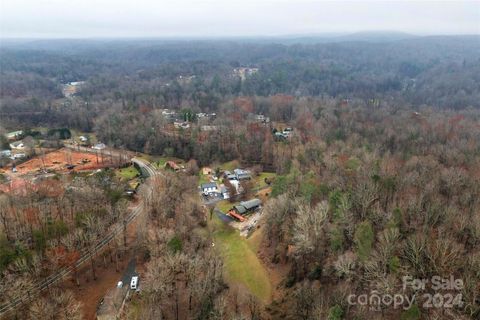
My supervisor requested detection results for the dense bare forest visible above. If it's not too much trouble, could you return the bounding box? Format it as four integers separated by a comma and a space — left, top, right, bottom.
0, 35, 479, 319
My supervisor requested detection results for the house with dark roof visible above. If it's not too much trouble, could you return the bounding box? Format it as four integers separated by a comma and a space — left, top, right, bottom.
201, 182, 218, 195
234, 168, 251, 180
223, 170, 237, 181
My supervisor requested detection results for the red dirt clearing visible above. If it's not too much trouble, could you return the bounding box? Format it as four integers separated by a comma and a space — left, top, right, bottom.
15, 149, 112, 174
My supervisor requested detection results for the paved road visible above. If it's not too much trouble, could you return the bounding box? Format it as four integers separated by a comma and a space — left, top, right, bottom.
0, 155, 159, 318
132, 158, 157, 178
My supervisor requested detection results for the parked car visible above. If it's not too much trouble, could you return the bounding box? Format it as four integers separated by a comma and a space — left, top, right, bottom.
130, 276, 138, 290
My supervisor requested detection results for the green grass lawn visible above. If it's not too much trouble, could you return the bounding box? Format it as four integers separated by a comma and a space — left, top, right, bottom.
156, 156, 169, 168
198, 173, 210, 185
220, 160, 240, 172
254, 172, 276, 189
116, 166, 139, 181
216, 200, 235, 213
209, 215, 272, 302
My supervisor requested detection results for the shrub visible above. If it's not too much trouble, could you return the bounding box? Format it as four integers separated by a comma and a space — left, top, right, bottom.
327, 304, 344, 320
400, 304, 421, 320
167, 235, 183, 253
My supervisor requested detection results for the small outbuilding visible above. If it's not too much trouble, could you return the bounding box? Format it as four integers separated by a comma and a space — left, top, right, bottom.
232, 198, 262, 215
165, 161, 181, 172
202, 167, 213, 175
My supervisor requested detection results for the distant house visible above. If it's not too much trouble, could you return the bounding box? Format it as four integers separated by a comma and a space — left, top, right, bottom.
0, 150, 12, 158
223, 170, 237, 181
234, 168, 251, 180
9, 141, 25, 150
274, 128, 293, 139
220, 185, 229, 199
202, 167, 213, 175
177, 75, 195, 85
161, 109, 177, 122
11, 153, 26, 160
200, 125, 219, 131
5, 130, 23, 141
165, 161, 181, 172
233, 67, 259, 81
201, 182, 218, 195
275, 131, 286, 139
282, 127, 293, 137
92, 143, 106, 150
232, 198, 262, 215
174, 121, 190, 129
254, 114, 270, 124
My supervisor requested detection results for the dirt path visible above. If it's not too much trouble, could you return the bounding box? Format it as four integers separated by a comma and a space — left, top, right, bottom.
64, 256, 131, 320
63, 214, 141, 320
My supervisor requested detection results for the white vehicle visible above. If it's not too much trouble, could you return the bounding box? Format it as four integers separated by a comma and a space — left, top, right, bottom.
117, 281, 123, 288
130, 276, 138, 290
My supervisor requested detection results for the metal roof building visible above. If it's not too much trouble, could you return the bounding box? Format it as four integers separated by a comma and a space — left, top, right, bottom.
233, 198, 262, 215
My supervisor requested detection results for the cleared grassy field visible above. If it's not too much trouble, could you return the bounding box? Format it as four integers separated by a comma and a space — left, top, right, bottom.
209, 214, 272, 302
220, 160, 240, 171
216, 200, 235, 213
116, 166, 139, 181
254, 172, 276, 189
198, 173, 210, 185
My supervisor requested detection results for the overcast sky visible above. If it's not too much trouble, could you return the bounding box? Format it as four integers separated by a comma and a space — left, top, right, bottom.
0, 0, 479, 38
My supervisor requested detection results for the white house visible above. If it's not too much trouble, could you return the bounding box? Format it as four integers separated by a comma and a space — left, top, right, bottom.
201, 182, 218, 195
174, 121, 190, 129
234, 168, 251, 180
9, 141, 25, 150
0, 150, 12, 158
5, 130, 23, 141
11, 153, 26, 160
220, 185, 230, 199
228, 180, 242, 194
